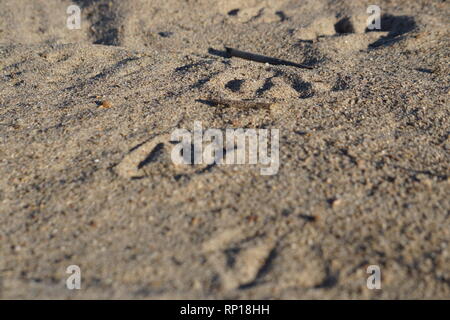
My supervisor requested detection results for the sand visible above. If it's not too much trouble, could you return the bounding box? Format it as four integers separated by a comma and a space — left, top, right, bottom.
0, 0, 449, 299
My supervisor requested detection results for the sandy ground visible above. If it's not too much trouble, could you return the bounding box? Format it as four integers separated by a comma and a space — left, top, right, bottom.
0, 0, 449, 299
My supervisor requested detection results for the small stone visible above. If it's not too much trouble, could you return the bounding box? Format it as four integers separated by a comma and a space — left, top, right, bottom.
330, 197, 342, 208
99, 100, 112, 109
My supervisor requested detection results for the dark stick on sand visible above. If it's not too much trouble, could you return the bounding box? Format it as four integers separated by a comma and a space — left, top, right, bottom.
225, 47, 313, 69
204, 96, 273, 109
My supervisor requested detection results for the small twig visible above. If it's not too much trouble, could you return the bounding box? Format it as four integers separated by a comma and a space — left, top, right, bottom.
225, 47, 313, 69
202, 96, 274, 109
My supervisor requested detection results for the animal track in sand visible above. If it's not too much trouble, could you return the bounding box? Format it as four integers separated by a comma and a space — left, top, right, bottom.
295, 13, 417, 51
367, 14, 417, 49
114, 134, 212, 180
73, 0, 122, 46
204, 66, 315, 101
221, 0, 286, 24
202, 228, 277, 290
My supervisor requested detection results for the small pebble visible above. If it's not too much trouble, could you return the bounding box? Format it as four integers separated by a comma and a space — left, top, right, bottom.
99, 100, 112, 109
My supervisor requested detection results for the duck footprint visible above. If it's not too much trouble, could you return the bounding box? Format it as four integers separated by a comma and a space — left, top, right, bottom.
114, 134, 211, 179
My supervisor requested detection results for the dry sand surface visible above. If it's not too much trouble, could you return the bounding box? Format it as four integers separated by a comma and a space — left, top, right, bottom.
0, 0, 449, 299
